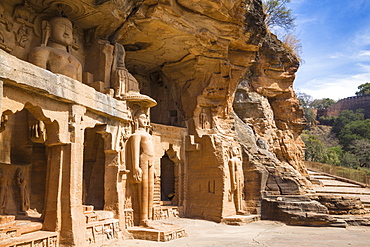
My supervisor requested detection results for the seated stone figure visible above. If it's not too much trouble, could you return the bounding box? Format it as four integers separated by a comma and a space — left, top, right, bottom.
29, 17, 82, 81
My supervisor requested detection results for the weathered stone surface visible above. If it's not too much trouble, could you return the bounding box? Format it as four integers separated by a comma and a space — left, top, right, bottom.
0, 0, 337, 246
314, 195, 367, 215
261, 196, 347, 227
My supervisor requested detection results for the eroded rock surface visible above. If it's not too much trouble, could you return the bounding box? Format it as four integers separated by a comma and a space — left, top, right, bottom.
0, 0, 330, 245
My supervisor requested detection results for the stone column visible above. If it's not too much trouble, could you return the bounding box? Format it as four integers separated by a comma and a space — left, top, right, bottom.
59, 105, 86, 247
0, 79, 3, 113
43, 144, 65, 231
103, 150, 125, 230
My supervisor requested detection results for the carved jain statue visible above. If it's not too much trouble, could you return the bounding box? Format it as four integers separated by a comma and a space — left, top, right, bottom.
228, 146, 244, 214
127, 110, 154, 226
111, 43, 140, 99
29, 17, 82, 81
15, 168, 30, 214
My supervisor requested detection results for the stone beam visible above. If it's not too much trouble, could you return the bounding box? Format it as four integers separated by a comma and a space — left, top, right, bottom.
0, 49, 130, 122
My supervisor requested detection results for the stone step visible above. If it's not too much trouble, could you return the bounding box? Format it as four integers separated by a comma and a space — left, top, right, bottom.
310, 175, 336, 180
314, 188, 370, 195
333, 215, 370, 226
313, 193, 370, 204
221, 214, 260, 226
128, 221, 186, 242
320, 180, 361, 188
308, 170, 368, 188
308, 171, 324, 175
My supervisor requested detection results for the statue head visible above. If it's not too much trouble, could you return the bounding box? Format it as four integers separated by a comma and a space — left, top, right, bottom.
49, 17, 73, 46
15, 168, 23, 177
231, 146, 240, 157
134, 112, 149, 128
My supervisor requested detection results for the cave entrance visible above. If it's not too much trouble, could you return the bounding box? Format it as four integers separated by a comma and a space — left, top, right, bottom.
160, 153, 175, 204
0, 108, 47, 220
83, 127, 105, 210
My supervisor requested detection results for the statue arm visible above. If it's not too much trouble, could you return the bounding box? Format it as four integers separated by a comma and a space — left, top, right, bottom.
131, 134, 142, 183
29, 48, 49, 70
229, 159, 236, 190
77, 63, 82, 82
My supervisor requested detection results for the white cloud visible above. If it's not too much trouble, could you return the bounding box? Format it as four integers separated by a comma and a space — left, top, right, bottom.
358, 50, 370, 57
294, 72, 369, 100
329, 53, 345, 59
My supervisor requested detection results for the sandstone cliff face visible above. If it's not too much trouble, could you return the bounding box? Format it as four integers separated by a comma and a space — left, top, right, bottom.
0, 0, 311, 222
111, 0, 311, 216
233, 33, 310, 213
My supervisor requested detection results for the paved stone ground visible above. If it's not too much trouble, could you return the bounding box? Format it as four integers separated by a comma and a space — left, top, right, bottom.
107, 217, 370, 247
106, 171, 370, 247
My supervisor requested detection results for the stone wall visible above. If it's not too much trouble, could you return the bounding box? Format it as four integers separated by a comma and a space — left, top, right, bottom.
319, 95, 370, 119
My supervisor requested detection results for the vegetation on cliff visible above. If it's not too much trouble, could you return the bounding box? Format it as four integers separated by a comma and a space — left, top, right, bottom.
262, 0, 295, 31
355, 82, 370, 96
300, 104, 370, 170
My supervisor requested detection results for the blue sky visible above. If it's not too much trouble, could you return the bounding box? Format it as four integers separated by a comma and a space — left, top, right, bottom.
287, 0, 370, 100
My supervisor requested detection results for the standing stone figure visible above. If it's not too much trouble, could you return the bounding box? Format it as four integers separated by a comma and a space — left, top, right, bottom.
29, 17, 82, 81
111, 43, 140, 99
127, 110, 154, 226
199, 108, 211, 129
0, 168, 8, 214
228, 146, 244, 214
111, 43, 129, 98
15, 168, 30, 213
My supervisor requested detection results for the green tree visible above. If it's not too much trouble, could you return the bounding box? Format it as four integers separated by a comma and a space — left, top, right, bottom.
263, 0, 296, 31
297, 92, 316, 127
303, 108, 316, 127
355, 82, 370, 96
301, 131, 326, 162
341, 152, 360, 168
310, 98, 336, 110
338, 119, 370, 149
323, 147, 342, 166
297, 92, 313, 109
331, 109, 364, 135
347, 139, 370, 168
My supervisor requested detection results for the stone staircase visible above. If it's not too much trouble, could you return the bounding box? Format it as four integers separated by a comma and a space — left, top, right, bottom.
308, 169, 370, 226
308, 170, 370, 211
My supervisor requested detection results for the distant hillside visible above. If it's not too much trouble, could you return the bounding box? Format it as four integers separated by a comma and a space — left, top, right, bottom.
308, 125, 339, 148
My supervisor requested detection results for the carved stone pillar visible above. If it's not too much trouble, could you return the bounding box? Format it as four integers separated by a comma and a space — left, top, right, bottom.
59, 105, 86, 247
103, 150, 125, 230
0, 79, 3, 113
43, 144, 66, 231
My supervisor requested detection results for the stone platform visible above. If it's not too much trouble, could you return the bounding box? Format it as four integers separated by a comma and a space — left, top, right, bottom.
128, 221, 186, 242
221, 214, 260, 226
0, 215, 57, 247
0, 230, 58, 247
